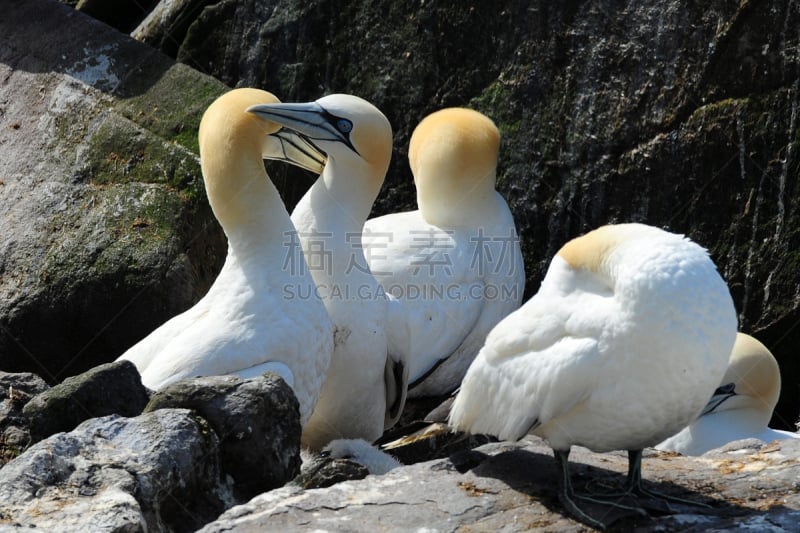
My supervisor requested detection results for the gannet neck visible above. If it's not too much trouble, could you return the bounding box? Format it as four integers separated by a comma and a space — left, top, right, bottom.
409, 107, 500, 228
199, 89, 294, 248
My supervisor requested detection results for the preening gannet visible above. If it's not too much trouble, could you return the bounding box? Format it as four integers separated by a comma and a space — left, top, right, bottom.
362, 108, 524, 398
248, 94, 409, 451
118, 88, 333, 426
656, 332, 799, 455
449, 223, 737, 529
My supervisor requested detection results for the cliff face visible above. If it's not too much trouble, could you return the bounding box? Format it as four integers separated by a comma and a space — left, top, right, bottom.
5, 0, 799, 424
133, 0, 800, 425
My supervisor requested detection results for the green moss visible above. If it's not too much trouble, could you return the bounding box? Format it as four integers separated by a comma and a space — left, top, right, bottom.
115, 63, 227, 154
80, 113, 203, 199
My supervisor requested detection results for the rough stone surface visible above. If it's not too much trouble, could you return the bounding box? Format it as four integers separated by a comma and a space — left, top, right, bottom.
126, 0, 800, 427
200, 436, 800, 532
0, 0, 227, 383
22, 360, 150, 443
0, 372, 49, 465
0, 409, 232, 532
294, 455, 370, 490
145, 373, 301, 501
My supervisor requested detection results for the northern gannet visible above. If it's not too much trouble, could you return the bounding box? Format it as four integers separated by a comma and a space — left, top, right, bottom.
362, 107, 524, 398
118, 88, 333, 426
248, 94, 408, 451
656, 332, 799, 455
449, 223, 737, 529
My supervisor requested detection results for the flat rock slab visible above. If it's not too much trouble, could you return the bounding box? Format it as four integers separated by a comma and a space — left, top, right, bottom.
200, 436, 800, 532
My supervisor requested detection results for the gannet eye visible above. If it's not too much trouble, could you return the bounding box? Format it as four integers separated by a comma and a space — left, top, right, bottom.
336, 119, 353, 133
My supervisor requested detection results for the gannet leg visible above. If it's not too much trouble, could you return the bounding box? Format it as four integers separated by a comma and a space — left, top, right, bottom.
554, 448, 646, 530
621, 449, 712, 509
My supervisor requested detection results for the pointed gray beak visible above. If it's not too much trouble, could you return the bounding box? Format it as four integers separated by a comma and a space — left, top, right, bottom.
247, 101, 358, 155
262, 128, 326, 174
700, 382, 737, 416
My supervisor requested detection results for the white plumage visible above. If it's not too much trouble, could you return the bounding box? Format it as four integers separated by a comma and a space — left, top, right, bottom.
363, 108, 524, 397
449, 222, 737, 527
249, 94, 408, 451
657, 332, 799, 455
118, 88, 333, 426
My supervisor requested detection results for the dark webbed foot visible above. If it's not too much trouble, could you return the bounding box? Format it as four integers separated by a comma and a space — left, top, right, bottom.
621, 449, 711, 510
554, 448, 646, 531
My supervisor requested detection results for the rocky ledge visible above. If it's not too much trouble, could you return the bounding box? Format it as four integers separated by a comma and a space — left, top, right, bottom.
201, 437, 800, 533
2, 365, 799, 532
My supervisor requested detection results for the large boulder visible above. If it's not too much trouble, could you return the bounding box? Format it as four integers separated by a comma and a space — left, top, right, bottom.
0, 409, 232, 532
0, 0, 227, 381
0, 371, 49, 465
145, 373, 302, 501
22, 360, 150, 443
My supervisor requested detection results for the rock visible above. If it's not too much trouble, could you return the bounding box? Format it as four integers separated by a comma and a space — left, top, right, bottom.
22, 360, 150, 443
0, 372, 49, 465
0, 409, 232, 532
294, 454, 370, 490
145, 373, 301, 501
132, 0, 209, 58
0, 0, 228, 382
199, 436, 800, 532
71, 0, 159, 33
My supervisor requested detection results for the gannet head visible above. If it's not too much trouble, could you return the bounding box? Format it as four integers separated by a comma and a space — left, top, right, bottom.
247, 94, 393, 187
555, 223, 635, 284
409, 108, 499, 226
200, 88, 325, 177
700, 333, 781, 423
199, 88, 326, 228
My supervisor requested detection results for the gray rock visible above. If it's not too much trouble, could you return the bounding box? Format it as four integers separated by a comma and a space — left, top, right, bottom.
200, 436, 800, 532
0, 409, 232, 532
294, 454, 370, 490
23, 360, 150, 443
0, 0, 227, 382
145, 373, 301, 501
0, 372, 49, 465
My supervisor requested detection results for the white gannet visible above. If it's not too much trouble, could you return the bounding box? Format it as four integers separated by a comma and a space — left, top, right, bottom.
448, 223, 737, 529
118, 88, 333, 426
656, 332, 800, 455
248, 94, 409, 451
362, 107, 524, 398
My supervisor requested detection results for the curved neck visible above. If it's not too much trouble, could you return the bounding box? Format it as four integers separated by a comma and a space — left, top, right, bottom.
202, 140, 294, 257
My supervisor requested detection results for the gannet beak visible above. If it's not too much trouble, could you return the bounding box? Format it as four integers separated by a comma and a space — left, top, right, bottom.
700, 382, 737, 416
262, 128, 326, 174
247, 101, 359, 156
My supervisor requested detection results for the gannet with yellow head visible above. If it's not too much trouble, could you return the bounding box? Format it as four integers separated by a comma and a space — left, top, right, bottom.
248, 94, 408, 451
449, 223, 737, 529
362, 108, 524, 398
657, 332, 799, 455
118, 88, 333, 426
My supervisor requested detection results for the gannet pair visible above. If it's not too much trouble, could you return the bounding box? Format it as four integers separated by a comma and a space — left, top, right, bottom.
249, 95, 409, 451
363, 108, 525, 398
118, 89, 333, 426
657, 333, 800, 455
449, 223, 738, 529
